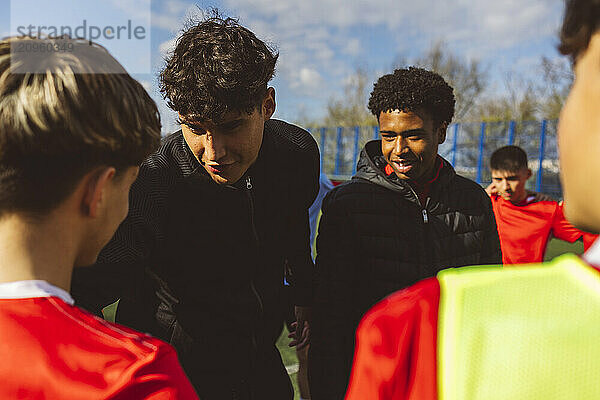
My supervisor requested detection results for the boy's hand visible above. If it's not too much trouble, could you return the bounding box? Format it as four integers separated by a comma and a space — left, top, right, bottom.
485, 182, 498, 196
288, 306, 311, 350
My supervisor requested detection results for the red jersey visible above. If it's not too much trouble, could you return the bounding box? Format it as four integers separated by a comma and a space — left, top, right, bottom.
0, 280, 198, 399
490, 194, 596, 264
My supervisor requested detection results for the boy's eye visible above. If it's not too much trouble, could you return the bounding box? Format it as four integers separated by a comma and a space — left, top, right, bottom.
190, 127, 206, 135
218, 121, 244, 131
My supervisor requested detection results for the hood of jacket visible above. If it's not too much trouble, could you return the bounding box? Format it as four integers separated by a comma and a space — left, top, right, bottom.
353, 140, 456, 198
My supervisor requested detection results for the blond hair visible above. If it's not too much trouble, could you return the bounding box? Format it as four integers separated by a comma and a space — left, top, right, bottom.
0, 36, 161, 215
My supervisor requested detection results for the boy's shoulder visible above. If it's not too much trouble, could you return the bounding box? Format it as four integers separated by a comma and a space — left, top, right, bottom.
0, 297, 176, 395
0, 296, 170, 359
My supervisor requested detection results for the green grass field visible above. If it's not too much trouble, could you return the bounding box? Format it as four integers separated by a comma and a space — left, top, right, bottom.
276, 327, 301, 400
102, 237, 585, 400
544, 236, 584, 261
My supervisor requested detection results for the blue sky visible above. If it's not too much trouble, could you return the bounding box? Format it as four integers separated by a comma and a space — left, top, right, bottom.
1, 0, 566, 133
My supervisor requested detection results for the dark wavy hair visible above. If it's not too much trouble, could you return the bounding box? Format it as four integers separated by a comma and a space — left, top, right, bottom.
368, 67, 455, 128
559, 0, 600, 62
160, 13, 278, 123
490, 145, 528, 172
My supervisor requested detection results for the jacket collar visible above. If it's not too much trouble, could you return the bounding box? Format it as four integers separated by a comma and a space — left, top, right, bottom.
353, 140, 456, 197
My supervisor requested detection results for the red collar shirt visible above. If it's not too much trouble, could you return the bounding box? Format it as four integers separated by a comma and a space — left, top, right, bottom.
490, 194, 596, 264
0, 280, 198, 399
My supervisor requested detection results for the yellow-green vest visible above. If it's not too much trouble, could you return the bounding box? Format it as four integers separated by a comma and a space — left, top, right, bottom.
438, 254, 600, 400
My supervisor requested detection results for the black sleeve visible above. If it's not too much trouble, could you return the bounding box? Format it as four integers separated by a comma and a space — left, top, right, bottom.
480, 193, 503, 265
309, 190, 359, 400
285, 129, 320, 306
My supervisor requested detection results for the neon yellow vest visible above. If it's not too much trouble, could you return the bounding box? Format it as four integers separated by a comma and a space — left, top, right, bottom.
438, 254, 600, 400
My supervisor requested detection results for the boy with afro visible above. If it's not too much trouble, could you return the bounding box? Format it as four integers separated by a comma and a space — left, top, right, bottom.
345, 1, 600, 398
308, 67, 501, 400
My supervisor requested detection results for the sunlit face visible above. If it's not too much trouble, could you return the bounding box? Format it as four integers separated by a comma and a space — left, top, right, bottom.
181, 88, 276, 185
558, 33, 600, 233
379, 109, 446, 182
491, 168, 531, 204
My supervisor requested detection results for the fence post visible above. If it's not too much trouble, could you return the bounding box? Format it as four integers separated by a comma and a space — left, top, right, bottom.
334, 126, 343, 176
352, 126, 360, 175
319, 127, 326, 171
451, 123, 459, 167
373, 125, 380, 140
508, 120, 516, 145
536, 120, 547, 192
476, 122, 486, 184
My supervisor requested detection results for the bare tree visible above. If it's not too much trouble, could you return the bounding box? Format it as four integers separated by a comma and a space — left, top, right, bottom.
472, 73, 539, 122
538, 56, 573, 119
470, 58, 572, 122
412, 41, 488, 121
322, 66, 377, 128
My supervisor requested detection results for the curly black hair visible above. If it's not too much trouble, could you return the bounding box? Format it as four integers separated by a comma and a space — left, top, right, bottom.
368, 67, 455, 128
159, 13, 278, 123
559, 0, 600, 62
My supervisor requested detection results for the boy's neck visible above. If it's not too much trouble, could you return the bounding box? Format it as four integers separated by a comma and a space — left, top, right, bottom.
509, 190, 529, 205
0, 214, 77, 292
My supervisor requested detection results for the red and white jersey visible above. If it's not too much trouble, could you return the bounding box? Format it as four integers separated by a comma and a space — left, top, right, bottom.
490, 195, 597, 264
0, 280, 198, 399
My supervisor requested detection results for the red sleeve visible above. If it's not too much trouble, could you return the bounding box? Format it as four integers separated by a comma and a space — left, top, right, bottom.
345, 277, 440, 400
551, 203, 597, 245
111, 343, 199, 400
583, 233, 598, 250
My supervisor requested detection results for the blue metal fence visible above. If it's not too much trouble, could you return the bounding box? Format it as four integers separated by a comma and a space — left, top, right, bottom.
310, 119, 563, 199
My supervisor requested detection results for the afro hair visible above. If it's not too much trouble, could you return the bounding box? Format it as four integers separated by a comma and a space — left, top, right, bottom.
368, 67, 455, 127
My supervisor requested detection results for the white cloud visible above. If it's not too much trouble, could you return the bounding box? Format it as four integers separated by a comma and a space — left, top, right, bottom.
226, 0, 561, 53
150, 1, 197, 33
158, 37, 177, 58
218, 0, 563, 117
342, 38, 361, 57
138, 79, 152, 93
109, 0, 152, 19
289, 67, 324, 96
145, 0, 563, 120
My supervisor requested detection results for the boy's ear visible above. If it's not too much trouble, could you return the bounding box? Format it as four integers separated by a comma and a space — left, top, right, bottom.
262, 87, 276, 121
437, 122, 448, 144
81, 167, 116, 218
526, 168, 533, 179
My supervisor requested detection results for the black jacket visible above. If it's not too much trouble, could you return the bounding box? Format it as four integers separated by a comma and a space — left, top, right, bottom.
309, 140, 501, 400
72, 119, 320, 399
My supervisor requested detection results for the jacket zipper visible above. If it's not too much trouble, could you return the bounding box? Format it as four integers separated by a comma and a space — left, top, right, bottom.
245, 176, 264, 351
422, 209, 429, 223
407, 185, 429, 224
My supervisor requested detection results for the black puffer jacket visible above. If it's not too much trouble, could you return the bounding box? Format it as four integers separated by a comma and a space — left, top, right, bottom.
309, 140, 501, 400
72, 119, 319, 400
